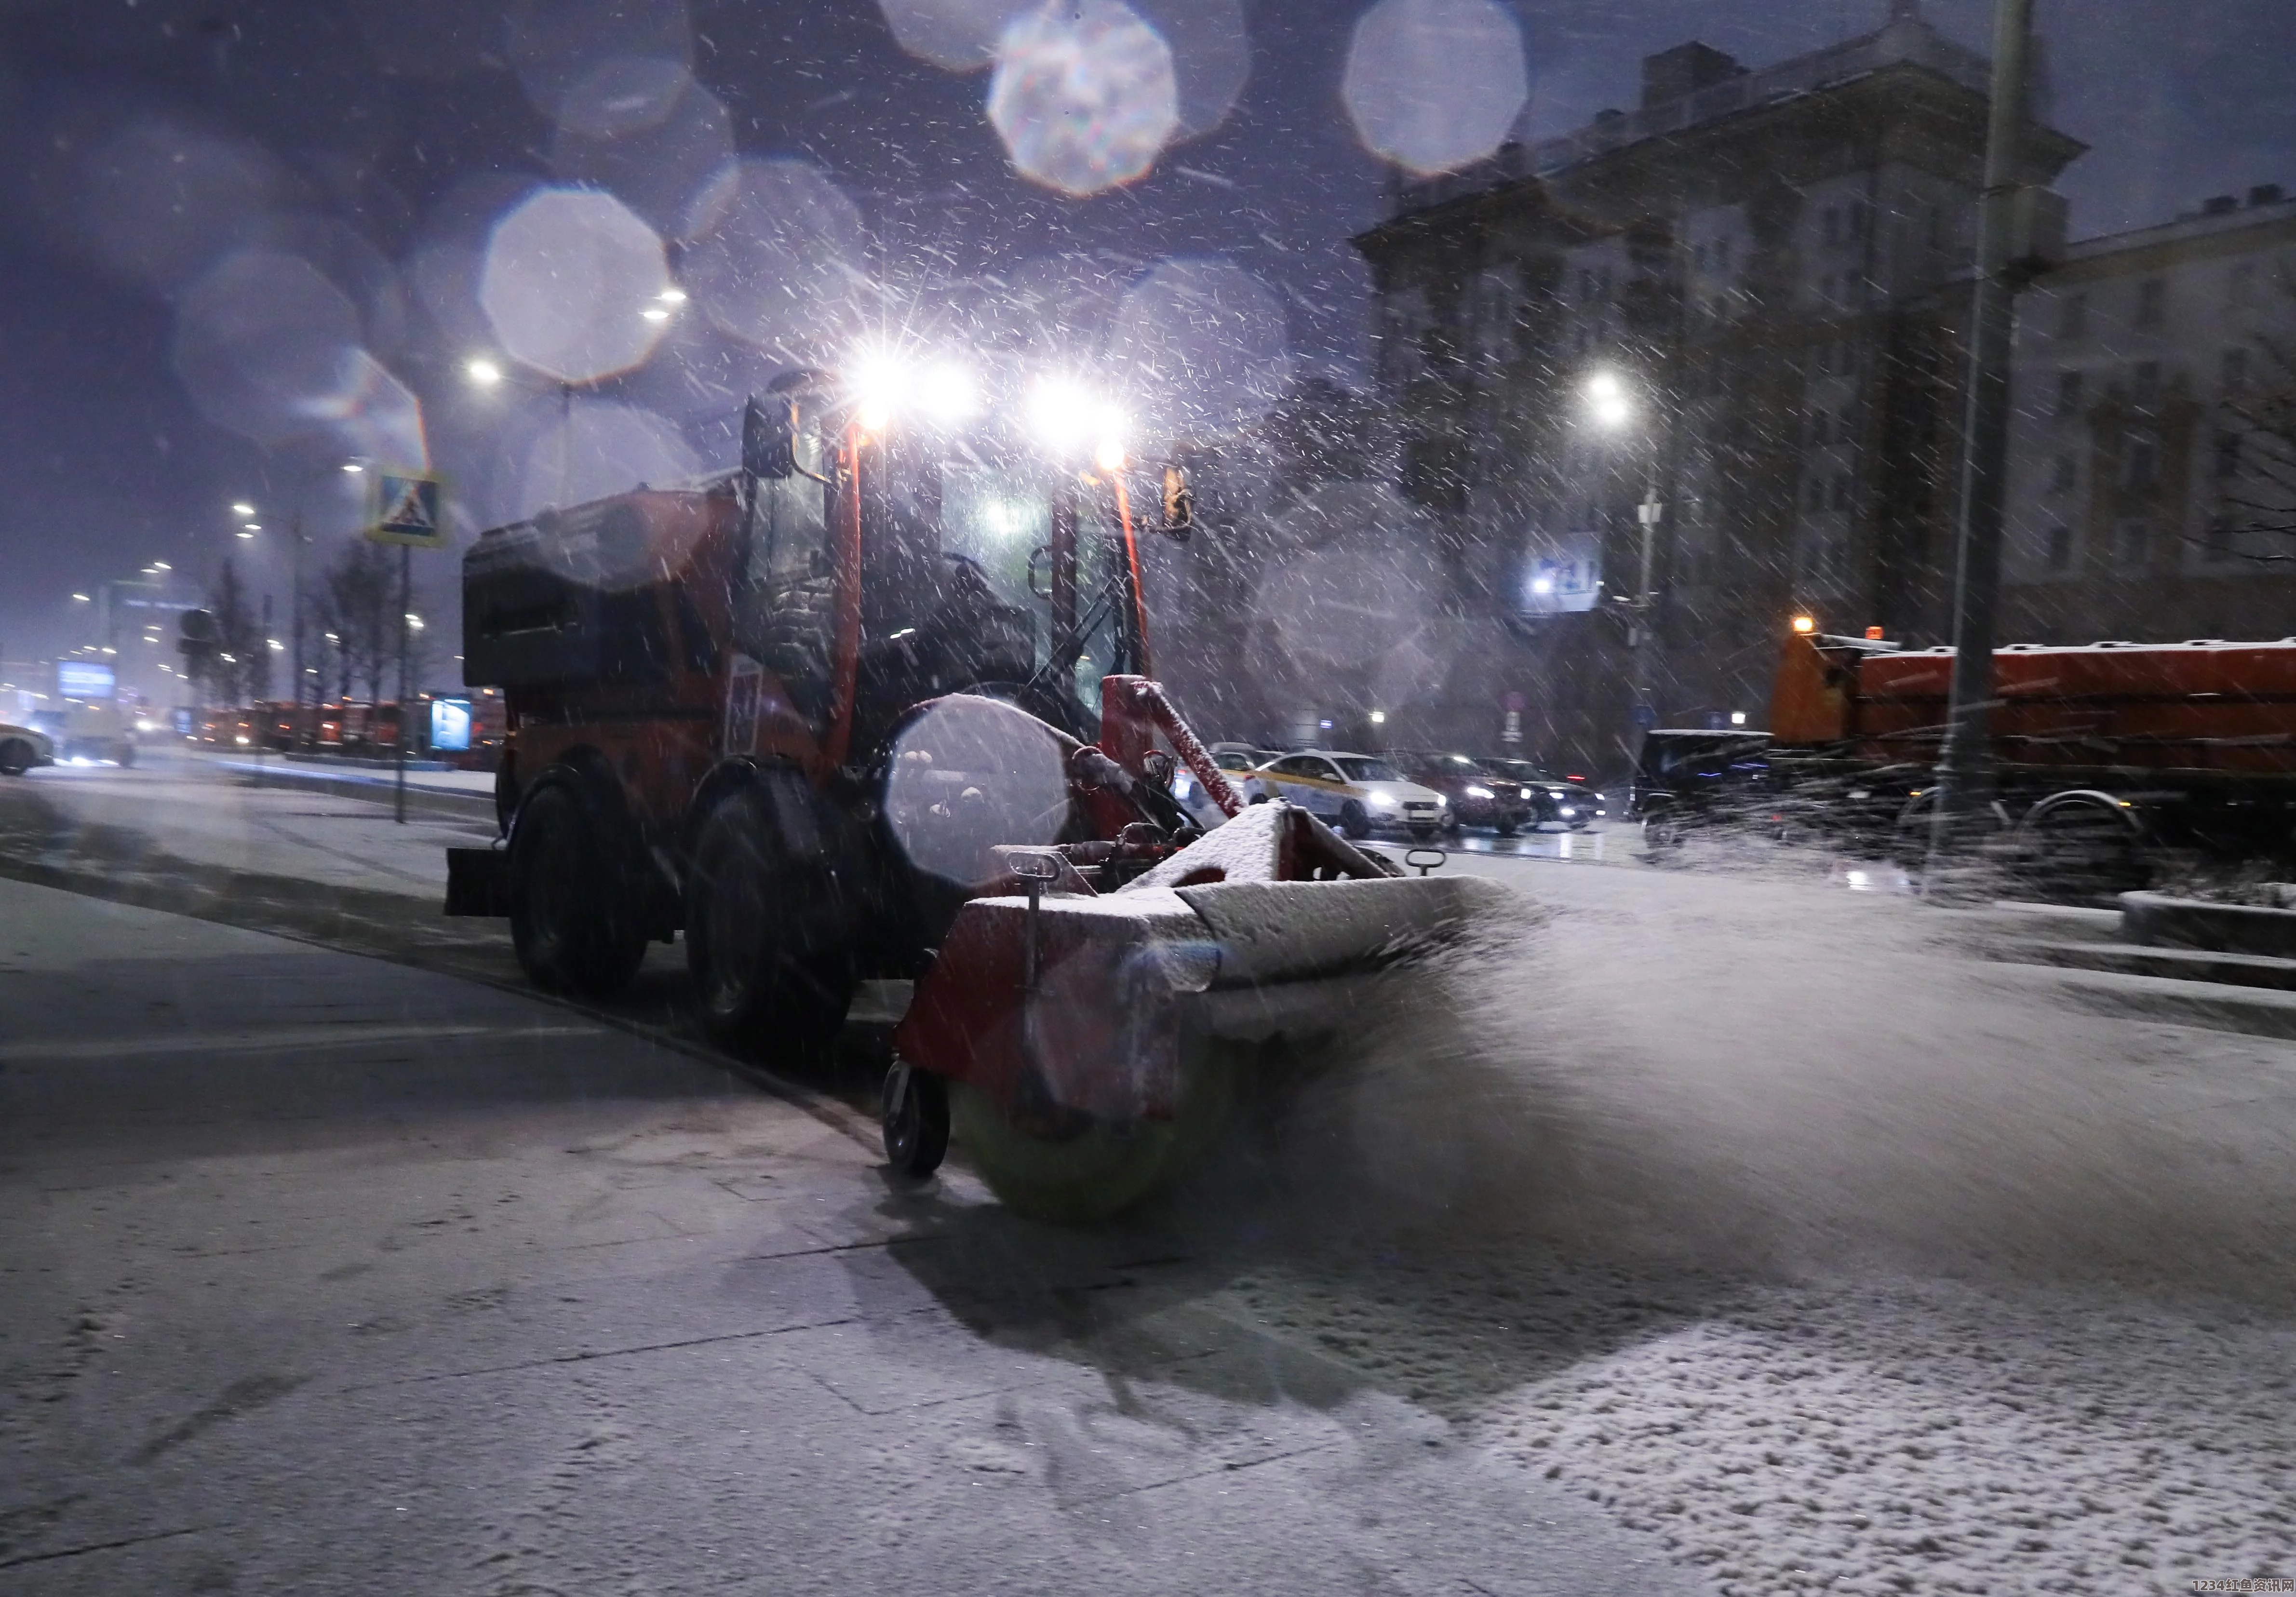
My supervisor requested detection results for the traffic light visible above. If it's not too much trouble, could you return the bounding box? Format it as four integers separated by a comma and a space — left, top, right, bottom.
177, 608, 218, 673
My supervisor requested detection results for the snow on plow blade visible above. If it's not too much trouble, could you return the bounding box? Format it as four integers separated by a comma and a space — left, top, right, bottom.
891, 804, 1508, 1218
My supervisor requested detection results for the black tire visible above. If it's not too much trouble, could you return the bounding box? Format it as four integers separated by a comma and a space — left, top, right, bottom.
1494, 819, 1517, 838
508, 780, 648, 998
881, 1060, 950, 1177
1338, 800, 1372, 840
1248, 791, 1269, 805
1409, 824, 1437, 842
0, 739, 31, 778
685, 780, 855, 1055
114, 741, 136, 768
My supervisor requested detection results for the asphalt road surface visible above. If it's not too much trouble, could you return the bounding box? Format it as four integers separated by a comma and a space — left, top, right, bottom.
4, 753, 2295, 1593
0, 877, 1705, 1596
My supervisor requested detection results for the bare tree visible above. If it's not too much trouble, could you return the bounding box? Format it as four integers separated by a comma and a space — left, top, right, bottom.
2218, 284, 2296, 556
313, 540, 395, 701
200, 557, 271, 706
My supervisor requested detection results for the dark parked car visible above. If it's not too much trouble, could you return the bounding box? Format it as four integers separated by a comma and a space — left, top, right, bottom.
1628, 729, 1774, 845
1389, 751, 1532, 835
1482, 757, 1605, 830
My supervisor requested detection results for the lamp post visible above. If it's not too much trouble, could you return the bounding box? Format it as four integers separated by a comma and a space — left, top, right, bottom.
1925, 0, 2038, 892
234, 460, 364, 728
1584, 369, 1666, 735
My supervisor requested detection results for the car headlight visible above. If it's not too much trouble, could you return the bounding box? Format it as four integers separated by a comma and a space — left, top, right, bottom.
1464, 785, 1492, 799
1558, 805, 1577, 817
1368, 792, 1397, 811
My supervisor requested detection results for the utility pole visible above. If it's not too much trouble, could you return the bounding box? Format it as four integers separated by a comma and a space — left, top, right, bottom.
1925, 0, 2036, 889
395, 544, 410, 824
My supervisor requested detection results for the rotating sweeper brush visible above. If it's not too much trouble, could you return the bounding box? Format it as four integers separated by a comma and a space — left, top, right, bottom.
882, 683, 1509, 1221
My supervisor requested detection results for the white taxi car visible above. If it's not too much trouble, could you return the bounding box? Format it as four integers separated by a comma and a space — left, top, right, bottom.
1241, 751, 1447, 841
0, 720, 56, 777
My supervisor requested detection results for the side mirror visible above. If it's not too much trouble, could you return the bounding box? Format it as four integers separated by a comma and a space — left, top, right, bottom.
1158, 463, 1194, 543
741, 393, 795, 481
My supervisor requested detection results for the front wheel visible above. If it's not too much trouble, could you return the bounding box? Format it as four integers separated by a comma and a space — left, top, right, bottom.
685, 780, 855, 1056
1409, 824, 1437, 842
0, 739, 32, 778
508, 781, 648, 998
881, 1060, 950, 1177
1338, 800, 1372, 840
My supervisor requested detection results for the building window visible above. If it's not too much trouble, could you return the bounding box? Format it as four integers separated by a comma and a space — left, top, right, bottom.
2214, 432, 2242, 479
2204, 515, 2237, 563
1831, 473, 1854, 511
2113, 519, 2149, 565
2049, 454, 2077, 493
2125, 436, 2159, 489
2133, 361, 2161, 409
1716, 237, 1733, 274
2135, 278, 2167, 330
2056, 370, 2085, 418
1809, 412, 1829, 446
2060, 293, 2088, 340
2046, 524, 2074, 570
1823, 207, 1841, 247
1849, 201, 1870, 242
1806, 476, 1826, 511
2224, 347, 2250, 390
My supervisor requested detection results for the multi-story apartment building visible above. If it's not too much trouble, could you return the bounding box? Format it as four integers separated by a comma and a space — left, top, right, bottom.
2003, 190, 2296, 640
1354, 2, 2085, 768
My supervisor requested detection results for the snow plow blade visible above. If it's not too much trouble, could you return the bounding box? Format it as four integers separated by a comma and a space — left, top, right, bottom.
891, 803, 1508, 1220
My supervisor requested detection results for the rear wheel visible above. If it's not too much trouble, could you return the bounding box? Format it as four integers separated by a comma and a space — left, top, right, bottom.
509, 781, 648, 998
685, 781, 855, 1056
0, 739, 32, 777
2019, 791, 2149, 898
1338, 800, 1372, 840
952, 1043, 1238, 1223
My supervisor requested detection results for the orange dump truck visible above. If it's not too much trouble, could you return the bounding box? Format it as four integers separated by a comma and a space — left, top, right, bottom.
1759, 630, 2296, 875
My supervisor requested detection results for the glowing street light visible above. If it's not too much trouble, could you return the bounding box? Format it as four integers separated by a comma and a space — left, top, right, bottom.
230, 501, 256, 517
1792, 614, 1817, 634
342, 462, 364, 474
1584, 369, 1634, 430
70, 592, 89, 603
465, 357, 504, 388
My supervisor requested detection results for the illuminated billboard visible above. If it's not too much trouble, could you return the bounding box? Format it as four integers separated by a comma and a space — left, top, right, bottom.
57, 661, 116, 700
429, 698, 473, 753
1519, 535, 1604, 616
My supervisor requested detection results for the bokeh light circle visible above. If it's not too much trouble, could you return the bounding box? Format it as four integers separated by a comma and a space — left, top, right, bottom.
1133, 0, 1249, 139
885, 695, 1071, 888
1252, 484, 1442, 675
989, 0, 1180, 196
878, 0, 1027, 71
77, 116, 282, 293
516, 398, 699, 519
682, 158, 868, 358
480, 187, 671, 384
506, 0, 693, 126
551, 66, 733, 239
1342, 0, 1528, 175
1105, 256, 1290, 441
172, 249, 365, 447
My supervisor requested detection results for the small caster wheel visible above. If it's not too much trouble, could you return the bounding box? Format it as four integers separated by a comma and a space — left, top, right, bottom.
882, 1059, 950, 1178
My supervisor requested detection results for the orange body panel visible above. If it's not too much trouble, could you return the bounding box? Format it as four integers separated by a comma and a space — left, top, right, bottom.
1775, 636, 2296, 775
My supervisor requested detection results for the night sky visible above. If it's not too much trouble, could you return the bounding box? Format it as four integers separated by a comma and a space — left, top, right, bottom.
0, 0, 2286, 677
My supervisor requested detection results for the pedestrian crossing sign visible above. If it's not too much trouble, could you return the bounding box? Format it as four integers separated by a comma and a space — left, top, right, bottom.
364, 470, 447, 548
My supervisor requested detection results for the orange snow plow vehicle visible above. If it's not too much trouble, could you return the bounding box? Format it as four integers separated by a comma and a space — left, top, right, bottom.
445, 374, 1500, 1218
1642, 625, 2296, 888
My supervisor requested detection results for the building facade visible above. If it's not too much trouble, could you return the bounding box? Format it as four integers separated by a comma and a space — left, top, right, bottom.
2003, 191, 2296, 641
1356, 3, 2086, 771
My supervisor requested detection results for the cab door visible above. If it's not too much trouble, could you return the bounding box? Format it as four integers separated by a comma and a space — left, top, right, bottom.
1291, 755, 1345, 819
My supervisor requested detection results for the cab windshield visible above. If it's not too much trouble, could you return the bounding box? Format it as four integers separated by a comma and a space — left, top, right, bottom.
1336, 757, 1401, 783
